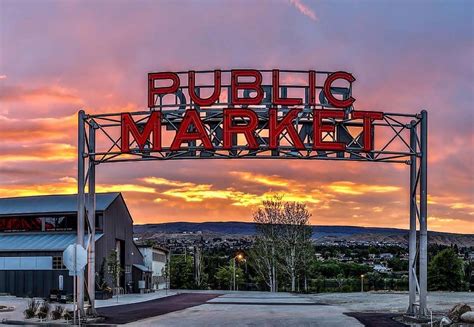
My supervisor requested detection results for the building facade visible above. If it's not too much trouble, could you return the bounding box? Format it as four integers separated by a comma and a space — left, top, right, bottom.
137, 245, 169, 290
0, 193, 145, 298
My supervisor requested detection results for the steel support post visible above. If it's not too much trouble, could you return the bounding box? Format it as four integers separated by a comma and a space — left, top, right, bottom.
407, 121, 418, 315
77, 110, 86, 315
87, 122, 96, 314
419, 110, 428, 316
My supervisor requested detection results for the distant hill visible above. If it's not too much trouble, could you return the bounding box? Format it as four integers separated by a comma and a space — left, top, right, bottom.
133, 222, 474, 246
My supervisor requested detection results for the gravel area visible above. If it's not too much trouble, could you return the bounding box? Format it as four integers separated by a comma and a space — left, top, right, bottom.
300, 291, 474, 314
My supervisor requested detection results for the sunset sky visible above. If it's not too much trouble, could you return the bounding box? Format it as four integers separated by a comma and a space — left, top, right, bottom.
0, 0, 473, 233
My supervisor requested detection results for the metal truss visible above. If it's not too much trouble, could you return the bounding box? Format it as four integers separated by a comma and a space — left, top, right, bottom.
82, 109, 421, 165
76, 70, 428, 318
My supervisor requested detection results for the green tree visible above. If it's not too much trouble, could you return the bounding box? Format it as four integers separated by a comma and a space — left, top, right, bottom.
428, 248, 465, 291
215, 264, 244, 290
319, 261, 343, 278
341, 262, 372, 277
96, 258, 109, 291
170, 254, 194, 289
366, 272, 384, 290
387, 258, 407, 272
106, 250, 123, 289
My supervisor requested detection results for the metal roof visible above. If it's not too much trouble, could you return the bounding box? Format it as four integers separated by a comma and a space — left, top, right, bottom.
133, 263, 152, 272
0, 233, 103, 252
0, 193, 120, 216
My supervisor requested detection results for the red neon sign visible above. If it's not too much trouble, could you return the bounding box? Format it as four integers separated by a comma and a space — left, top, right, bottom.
121, 70, 383, 153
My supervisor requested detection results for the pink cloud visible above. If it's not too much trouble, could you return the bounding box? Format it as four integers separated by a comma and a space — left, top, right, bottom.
288, 0, 318, 21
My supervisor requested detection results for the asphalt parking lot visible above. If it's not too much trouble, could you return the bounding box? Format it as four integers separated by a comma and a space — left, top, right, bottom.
122, 292, 364, 326
1, 291, 472, 326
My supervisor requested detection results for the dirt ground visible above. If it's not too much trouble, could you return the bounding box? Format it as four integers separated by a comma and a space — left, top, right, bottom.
300, 291, 474, 314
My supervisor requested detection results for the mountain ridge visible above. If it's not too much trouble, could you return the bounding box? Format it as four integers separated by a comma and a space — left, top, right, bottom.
133, 222, 474, 246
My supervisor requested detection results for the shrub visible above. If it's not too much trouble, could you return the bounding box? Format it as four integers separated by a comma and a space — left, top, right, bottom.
62, 309, 73, 321
23, 299, 39, 319
37, 302, 50, 320
50, 305, 64, 320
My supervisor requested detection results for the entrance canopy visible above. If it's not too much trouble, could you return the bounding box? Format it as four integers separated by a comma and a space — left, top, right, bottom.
76, 69, 428, 318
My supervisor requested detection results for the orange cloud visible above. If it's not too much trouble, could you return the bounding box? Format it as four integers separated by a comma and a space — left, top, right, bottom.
0, 114, 76, 142
0, 180, 155, 198
0, 143, 76, 162
142, 175, 323, 207
142, 177, 194, 188
325, 181, 400, 195
0, 85, 83, 104
230, 171, 290, 187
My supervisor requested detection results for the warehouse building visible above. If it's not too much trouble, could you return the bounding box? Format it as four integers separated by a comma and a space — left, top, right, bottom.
0, 192, 147, 298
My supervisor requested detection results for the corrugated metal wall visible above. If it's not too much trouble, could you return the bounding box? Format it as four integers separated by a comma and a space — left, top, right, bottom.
0, 269, 73, 298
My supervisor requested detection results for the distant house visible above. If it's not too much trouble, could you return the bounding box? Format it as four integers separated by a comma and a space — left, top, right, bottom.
468, 252, 474, 261
137, 244, 169, 290
373, 264, 392, 273
0, 193, 146, 298
380, 253, 394, 260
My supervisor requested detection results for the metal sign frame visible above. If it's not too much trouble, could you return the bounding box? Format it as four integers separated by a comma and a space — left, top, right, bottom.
76, 69, 428, 317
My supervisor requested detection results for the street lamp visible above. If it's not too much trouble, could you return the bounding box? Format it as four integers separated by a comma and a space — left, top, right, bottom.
233, 253, 244, 291
361, 274, 365, 293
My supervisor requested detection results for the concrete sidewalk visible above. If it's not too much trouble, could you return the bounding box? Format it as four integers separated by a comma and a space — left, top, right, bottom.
96, 289, 177, 308
0, 290, 177, 323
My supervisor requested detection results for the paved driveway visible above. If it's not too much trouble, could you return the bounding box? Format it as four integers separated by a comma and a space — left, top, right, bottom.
124, 292, 363, 327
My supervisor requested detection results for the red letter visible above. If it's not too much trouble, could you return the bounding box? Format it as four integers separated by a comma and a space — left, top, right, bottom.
313, 109, 345, 151
231, 70, 264, 106
170, 110, 213, 151
121, 111, 161, 152
323, 71, 356, 108
188, 70, 221, 106
269, 108, 305, 150
351, 110, 384, 152
272, 70, 303, 106
148, 72, 180, 108
223, 109, 259, 150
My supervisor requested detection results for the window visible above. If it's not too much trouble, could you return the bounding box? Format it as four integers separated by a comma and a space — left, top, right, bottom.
44, 216, 69, 231
95, 214, 103, 229
0, 215, 76, 232
0, 217, 42, 232
125, 265, 131, 273
52, 256, 66, 270
0, 256, 53, 270
152, 252, 166, 262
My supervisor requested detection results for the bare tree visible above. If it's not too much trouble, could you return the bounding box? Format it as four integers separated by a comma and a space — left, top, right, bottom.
279, 201, 312, 292
248, 238, 275, 291
299, 224, 313, 292
251, 195, 283, 292
250, 195, 313, 292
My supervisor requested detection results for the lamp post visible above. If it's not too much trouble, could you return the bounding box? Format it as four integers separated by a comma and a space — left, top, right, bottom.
361, 274, 365, 293
232, 253, 244, 291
